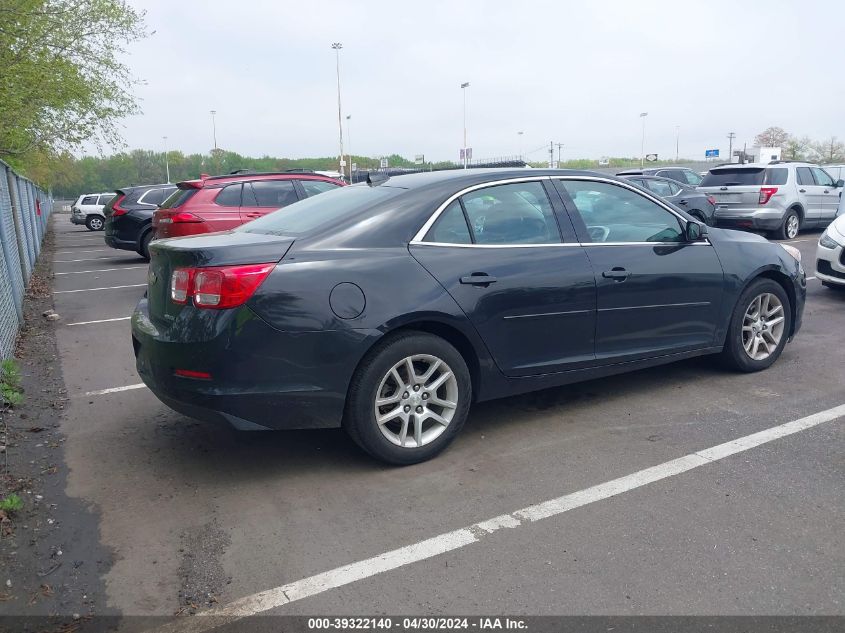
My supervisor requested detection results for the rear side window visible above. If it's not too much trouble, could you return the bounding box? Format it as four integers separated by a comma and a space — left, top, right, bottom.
796, 167, 814, 186
424, 201, 472, 244
681, 170, 703, 186
300, 180, 341, 197
97, 194, 114, 205
250, 181, 299, 208
161, 188, 198, 209
460, 182, 560, 245
764, 168, 788, 186
81, 195, 98, 205
700, 169, 765, 187
645, 180, 674, 196
214, 184, 242, 207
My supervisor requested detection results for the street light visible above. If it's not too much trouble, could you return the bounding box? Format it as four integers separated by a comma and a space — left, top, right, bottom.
210, 110, 218, 151
332, 43, 345, 178
639, 112, 648, 167
163, 135, 170, 183
517, 131, 524, 160
346, 114, 352, 182
461, 82, 470, 169
675, 125, 680, 162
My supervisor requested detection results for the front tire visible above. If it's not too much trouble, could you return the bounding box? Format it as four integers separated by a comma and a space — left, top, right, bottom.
721, 278, 792, 372
85, 215, 104, 231
345, 332, 472, 465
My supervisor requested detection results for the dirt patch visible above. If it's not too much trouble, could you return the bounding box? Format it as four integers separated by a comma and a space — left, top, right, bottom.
176, 520, 231, 615
0, 218, 115, 625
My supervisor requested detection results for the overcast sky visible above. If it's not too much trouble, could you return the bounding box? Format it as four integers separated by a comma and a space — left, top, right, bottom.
112, 0, 845, 163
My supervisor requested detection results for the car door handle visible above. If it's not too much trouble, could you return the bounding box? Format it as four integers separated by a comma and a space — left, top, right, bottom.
460, 273, 497, 286
244, 212, 262, 218
602, 267, 630, 281
799, 189, 806, 193
678, 199, 688, 205
824, 190, 830, 193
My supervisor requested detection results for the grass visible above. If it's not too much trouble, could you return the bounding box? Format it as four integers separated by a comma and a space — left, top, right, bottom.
1, 359, 23, 407
0, 493, 23, 513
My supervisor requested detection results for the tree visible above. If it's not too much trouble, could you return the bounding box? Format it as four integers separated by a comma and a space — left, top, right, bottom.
0, 0, 147, 168
754, 126, 789, 148
810, 137, 845, 163
782, 135, 812, 161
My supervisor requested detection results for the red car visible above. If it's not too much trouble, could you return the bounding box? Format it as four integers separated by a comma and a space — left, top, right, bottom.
153, 171, 345, 239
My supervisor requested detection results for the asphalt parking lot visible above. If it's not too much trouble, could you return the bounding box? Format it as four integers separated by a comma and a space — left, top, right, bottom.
48, 219, 844, 620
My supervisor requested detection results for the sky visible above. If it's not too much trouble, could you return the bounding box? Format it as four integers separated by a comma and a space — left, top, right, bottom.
110, 0, 845, 163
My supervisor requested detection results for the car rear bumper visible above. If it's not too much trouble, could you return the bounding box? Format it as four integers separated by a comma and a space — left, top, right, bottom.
71, 212, 85, 225
104, 234, 138, 251
714, 207, 784, 231
131, 298, 376, 431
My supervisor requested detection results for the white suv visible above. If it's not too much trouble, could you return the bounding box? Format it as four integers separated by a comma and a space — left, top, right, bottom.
698, 162, 843, 240
71, 192, 115, 231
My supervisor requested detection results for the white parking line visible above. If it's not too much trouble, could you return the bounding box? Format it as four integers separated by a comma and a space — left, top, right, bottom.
82, 383, 147, 397
54, 283, 146, 294
149, 403, 845, 632
807, 276, 817, 280
54, 256, 122, 263
55, 249, 113, 255
54, 266, 147, 276
67, 316, 131, 327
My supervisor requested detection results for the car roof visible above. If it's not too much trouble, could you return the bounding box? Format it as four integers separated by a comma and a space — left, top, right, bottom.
115, 183, 175, 194
373, 168, 607, 191
176, 172, 344, 189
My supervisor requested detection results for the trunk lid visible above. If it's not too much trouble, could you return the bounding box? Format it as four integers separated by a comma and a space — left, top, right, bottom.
699, 168, 766, 210
146, 231, 294, 327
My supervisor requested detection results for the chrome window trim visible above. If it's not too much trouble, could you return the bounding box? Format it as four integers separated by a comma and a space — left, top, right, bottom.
409, 174, 710, 248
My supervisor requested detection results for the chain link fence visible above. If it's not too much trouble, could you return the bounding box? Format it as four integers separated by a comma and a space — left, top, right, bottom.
0, 159, 53, 359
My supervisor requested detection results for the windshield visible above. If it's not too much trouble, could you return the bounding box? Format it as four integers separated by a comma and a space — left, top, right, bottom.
237, 184, 403, 236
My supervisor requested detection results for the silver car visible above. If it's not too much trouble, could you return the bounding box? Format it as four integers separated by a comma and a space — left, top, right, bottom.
699, 162, 843, 240
816, 213, 845, 288
70, 192, 115, 231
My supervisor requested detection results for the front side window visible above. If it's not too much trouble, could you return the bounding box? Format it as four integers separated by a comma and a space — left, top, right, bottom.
682, 170, 703, 186
251, 180, 299, 208
812, 168, 834, 187
423, 200, 472, 244
458, 181, 560, 245
645, 179, 674, 197
300, 180, 341, 197
559, 180, 684, 243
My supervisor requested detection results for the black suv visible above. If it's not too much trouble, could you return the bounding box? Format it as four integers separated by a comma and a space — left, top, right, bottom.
104, 183, 177, 259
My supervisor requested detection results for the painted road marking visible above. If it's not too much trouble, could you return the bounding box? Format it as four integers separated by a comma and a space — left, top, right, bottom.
54, 256, 125, 263
148, 403, 845, 633
54, 266, 147, 276
82, 383, 147, 397
55, 249, 114, 255
54, 283, 146, 294
67, 316, 131, 327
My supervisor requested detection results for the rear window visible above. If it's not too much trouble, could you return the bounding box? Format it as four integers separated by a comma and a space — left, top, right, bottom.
238, 184, 402, 237
160, 188, 198, 209
139, 187, 176, 206
701, 168, 786, 187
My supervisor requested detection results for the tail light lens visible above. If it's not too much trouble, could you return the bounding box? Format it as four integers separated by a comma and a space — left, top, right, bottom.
155, 211, 203, 226
111, 194, 128, 216
170, 263, 275, 309
707, 195, 716, 206
759, 187, 778, 205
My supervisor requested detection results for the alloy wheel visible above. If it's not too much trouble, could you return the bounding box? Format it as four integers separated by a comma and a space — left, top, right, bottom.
374, 354, 459, 448
89, 217, 103, 230
742, 293, 785, 361
786, 214, 799, 239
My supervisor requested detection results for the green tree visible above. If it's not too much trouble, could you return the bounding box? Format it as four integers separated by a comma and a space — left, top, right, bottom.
810, 137, 845, 163
753, 126, 789, 148
0, 0, 147, 169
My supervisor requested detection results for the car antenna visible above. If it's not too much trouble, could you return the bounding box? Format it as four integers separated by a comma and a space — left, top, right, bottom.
367, 172, 390, 187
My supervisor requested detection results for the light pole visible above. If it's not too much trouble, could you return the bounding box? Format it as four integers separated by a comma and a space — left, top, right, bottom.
517, 131, 524, 160
346, 114, 352, 182
639, 112, 648, 167
727, 132, 736, 162
675, 125, 680, 162
163, 135, 170, 183
556, 143, 564, 168
210, 110, 217, 151
461, 82, 469, 168
332, 43, 345, 177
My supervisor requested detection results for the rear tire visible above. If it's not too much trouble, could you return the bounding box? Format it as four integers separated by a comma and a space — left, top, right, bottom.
721, 278, 792, 372
85, 215, 104, 231
345, 332, 472, 465
774, 209, 800, 240
138, 230, 153, 260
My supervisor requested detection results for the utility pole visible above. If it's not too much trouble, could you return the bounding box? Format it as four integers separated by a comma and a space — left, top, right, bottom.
331, 43, 344, 178
549, 142, 554, 168
639, 112, 648, 167
461, 82, 470, 169
517, 131, 524, 160
345, 114, 352, 183
163, 135, 170, 183
210, 110, 217, 151
555, 143, 564, 168
675, 126, 680, 162
727, 132, 736, 162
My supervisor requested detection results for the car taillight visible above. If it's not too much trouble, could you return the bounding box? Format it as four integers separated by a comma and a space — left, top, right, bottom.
707, 195, 716, 206
759, 187, 778, 205
170, 263, 275, 309
171, 212, 203, 223
111, 194, 127, 216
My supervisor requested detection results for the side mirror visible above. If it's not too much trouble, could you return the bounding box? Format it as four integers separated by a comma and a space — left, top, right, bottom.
835, 179, 844, 188
686, 221, 708, 242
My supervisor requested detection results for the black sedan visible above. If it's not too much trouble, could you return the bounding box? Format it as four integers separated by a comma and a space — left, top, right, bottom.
132, 169, 806, 464
620, 174, 717, 225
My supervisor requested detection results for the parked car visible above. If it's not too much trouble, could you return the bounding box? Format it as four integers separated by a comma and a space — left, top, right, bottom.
821, 164, 845, 183
153, 172, 345, 240
619, 174, 716, 225
103, 183, 177, 259
698, 162, 844, 240
70, 193, 115, 231
816, 213, 845, 289
616, 167, 703, 187
133, 169, 805, 464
